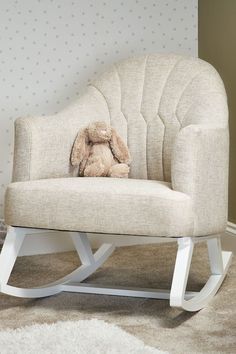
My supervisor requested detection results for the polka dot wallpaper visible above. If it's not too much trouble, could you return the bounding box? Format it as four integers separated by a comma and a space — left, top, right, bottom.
0, 0, 197, 218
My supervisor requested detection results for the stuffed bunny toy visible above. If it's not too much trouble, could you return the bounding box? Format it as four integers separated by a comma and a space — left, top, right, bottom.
70, 121, 131, 178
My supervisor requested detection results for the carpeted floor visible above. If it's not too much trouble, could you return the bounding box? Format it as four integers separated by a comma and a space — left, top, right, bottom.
0, 319, 166, 354
0, 242, 235, 354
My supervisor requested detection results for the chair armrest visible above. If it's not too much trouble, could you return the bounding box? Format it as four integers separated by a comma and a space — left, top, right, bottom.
12, 86, 110, 181
171, 124, 229, 236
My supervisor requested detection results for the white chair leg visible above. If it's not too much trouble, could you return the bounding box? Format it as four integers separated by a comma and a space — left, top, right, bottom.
169, 237, 194, 308
0, 227, 115, 298
70, 232, 95, 265
170, 236, 233, 311
207, 237, 224, 274
0, 226, 25, 288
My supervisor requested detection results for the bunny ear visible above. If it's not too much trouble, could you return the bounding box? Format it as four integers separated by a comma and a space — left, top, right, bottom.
109, 128, 131, 164
70, 128, 89, 166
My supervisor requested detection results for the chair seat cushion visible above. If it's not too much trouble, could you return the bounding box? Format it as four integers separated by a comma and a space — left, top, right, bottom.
5, 177, 194, 237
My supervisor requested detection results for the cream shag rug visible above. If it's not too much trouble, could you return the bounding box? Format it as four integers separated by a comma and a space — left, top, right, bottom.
0, 319, 167, 354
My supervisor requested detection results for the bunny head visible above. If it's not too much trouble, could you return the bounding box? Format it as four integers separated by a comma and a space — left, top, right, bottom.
87, 121, 112, 143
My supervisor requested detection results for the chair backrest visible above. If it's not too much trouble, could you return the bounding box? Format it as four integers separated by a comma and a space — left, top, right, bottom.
90, 54, 228, 181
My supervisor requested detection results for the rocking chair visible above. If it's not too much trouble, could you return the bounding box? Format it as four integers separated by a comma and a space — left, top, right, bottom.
0, 54, 232, 311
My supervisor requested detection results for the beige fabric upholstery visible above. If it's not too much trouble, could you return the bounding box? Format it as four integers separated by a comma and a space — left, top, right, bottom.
6, 53, 229, 237
12, 86, 110, 181
12, 54, 227, 183
172, 125, 229, 236
5, 178, 194, 237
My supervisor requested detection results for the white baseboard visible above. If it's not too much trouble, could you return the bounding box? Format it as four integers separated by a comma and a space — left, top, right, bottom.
226, 221, 236, 236
19, 232, 170, 256
1, 219, 236, 256
19, 232, 74, 256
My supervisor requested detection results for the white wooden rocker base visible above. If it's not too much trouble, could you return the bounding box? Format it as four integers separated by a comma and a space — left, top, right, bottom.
0, 226, 232, 312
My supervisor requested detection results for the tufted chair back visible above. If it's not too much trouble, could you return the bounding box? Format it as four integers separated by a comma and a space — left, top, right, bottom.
89, 54, 228, 182
13, 54, 228, 183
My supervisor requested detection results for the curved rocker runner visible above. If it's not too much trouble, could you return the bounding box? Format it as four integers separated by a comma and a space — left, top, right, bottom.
0, 227, 232, 312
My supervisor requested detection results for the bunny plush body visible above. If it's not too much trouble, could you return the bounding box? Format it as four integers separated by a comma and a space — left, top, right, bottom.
71, 121, 131, 178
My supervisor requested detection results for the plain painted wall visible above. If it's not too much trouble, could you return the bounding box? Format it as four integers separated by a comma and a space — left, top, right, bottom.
199, 0, 236, 224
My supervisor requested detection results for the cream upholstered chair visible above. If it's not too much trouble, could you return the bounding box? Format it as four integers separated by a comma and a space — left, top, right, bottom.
0, 54, 232, 311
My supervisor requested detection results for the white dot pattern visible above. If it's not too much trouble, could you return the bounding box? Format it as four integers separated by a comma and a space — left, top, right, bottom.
0, 0, 197, 217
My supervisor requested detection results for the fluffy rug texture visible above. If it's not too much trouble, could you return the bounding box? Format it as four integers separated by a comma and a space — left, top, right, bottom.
0, 319, 166, 354
0, 242, 235, 354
